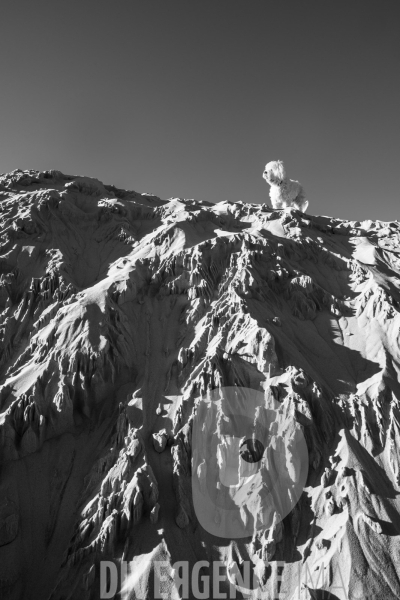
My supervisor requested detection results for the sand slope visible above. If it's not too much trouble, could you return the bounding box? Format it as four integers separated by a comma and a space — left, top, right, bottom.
0, 169, 400, 599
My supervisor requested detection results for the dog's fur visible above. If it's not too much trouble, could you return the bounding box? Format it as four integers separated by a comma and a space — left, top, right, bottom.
263, 160, 308, 212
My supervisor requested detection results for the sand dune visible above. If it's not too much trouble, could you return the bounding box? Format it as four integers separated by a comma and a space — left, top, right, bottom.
0, 168, 400, 599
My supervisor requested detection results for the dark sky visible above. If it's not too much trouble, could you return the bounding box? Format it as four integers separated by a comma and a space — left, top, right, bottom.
1, 1, 399, 221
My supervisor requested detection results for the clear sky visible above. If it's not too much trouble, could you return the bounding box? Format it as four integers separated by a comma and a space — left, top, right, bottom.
1, 1, 399, 221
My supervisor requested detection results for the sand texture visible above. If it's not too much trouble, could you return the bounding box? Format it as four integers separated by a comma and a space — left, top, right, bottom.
0, 169, 400, 599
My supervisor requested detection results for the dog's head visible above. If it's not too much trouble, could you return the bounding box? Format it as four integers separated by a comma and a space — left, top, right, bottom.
262, 160, 286, 186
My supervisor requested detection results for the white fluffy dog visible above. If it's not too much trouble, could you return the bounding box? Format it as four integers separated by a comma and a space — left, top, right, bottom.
263, 160, 308, 212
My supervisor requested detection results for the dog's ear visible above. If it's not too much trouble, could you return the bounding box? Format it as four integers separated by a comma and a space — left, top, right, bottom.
275, 160, 286, 181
